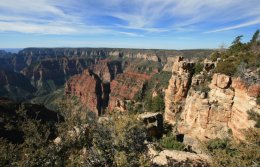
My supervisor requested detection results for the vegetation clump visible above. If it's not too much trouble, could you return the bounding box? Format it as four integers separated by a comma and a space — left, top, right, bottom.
0, 100, 151, 167
248, 110, 260, 128
194, 62, 204, 75
159, 133, 185, 151
204, 129, 260, 167
212, 30, 260, 78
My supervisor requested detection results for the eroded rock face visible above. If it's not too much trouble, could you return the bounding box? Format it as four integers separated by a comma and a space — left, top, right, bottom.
108, 72, 150, 112
65, 70, 103, 115
164, 57, 195, 125
165, 57, 259, 140
21, 57, 88, 89
173, 73, 259, 140
228, 78, 260, 139
90, 59, 122, 83
162, 57, 176, 72
210, 73, 231, 89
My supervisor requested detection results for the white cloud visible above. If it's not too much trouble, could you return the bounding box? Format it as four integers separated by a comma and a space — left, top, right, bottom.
206, 19, 260, 33
118, 31, 144, 37
0, 21, 76, 34
0, 0, 260, 34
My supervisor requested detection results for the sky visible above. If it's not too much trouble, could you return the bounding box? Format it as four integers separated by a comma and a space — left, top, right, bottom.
0, 0, 260, 49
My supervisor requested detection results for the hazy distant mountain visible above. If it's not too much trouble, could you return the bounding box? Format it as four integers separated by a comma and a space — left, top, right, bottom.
1, 48, 22, 54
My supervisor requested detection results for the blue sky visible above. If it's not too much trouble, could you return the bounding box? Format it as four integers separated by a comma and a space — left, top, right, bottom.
0, 0, 260, 49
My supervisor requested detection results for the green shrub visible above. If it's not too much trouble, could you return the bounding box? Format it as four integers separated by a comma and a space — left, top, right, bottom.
214, 59, 237, 76
160, 134, 185, 151
194, 62, 204, 74
205, 129, 260, 167
248, 110, 260, 128
146, 95, 165, 113
207, 138, 229, 152
257, 96, 260, 106
213, 31, 260, 77
210, 52, 221, 61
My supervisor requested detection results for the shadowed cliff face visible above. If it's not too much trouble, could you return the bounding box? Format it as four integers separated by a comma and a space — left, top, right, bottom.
0, 70, 36, 101
21, 57, 89, 90
65, 57, 163, 114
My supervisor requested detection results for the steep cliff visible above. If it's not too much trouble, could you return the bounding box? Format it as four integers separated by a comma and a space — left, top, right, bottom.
108, 72, 150, 112
21, 57, 89, 95
165, 58, 260, 140
0, 70, 35, 101
65, 70, 104, 116
164, 57, 195, 125
177, 74, 259, 140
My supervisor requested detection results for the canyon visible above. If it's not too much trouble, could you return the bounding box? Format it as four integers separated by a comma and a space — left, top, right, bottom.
0, 46, 259, 166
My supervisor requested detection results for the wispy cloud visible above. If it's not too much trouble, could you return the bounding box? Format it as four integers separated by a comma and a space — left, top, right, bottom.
0, 0, 259, 36
118, 31, 144, 37
0, 22, 76, 34
206, 19, 260, 33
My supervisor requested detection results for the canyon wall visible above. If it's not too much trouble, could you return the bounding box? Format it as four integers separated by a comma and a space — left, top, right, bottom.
165, 58, 260, 140
65, 70, 103, 116
108, 72, 150, 112
21, 57, 88, 89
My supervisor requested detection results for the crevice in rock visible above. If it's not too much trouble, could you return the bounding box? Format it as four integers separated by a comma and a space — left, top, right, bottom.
102, 83, 111, 115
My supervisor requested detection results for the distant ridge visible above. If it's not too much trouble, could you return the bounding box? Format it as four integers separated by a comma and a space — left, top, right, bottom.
1, 48, 22, 54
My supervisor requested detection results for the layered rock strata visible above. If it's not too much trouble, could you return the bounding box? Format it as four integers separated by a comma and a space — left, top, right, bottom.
65, 70, 104, 116
108, 72, 150, 112
165, 58, 260, 140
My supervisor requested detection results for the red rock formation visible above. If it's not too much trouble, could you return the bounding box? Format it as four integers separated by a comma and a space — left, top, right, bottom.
108, 72, 151, 112
65, 70, 102, 115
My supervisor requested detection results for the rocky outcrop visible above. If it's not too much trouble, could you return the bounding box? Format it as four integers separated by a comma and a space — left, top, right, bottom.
65, 70, 104, 115
175, 73, 259, 140
228, 78, 260, 139
164, 57, 195, 125
138, 112, 163, 138
150, 148, 209, 166
163, 56, 179, 72
203, 58, 216, 72
108, 72, 150, 112
165, 56, 259, 141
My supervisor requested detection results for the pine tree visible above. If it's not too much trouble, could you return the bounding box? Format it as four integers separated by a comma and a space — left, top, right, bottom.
250, 29, 260, 45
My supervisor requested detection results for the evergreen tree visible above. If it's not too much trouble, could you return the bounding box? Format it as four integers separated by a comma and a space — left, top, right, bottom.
250, 29, 260, 44
232, 35, 243, 45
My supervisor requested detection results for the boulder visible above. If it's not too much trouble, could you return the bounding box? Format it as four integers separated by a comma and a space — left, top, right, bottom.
138, 112, 163, 139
